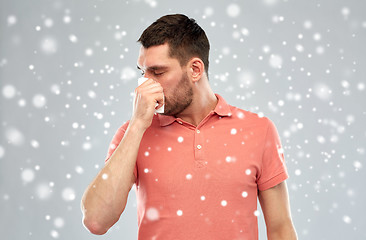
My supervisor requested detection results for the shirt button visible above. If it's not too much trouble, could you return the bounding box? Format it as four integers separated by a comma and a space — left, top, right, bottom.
197, 145, 202, 150
196, 130, 200, 133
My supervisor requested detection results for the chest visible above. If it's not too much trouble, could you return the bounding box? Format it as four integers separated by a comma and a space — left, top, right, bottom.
135, 123, 266, 201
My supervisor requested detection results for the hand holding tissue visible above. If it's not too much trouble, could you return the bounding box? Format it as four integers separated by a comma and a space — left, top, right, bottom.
137, 77, 165, 114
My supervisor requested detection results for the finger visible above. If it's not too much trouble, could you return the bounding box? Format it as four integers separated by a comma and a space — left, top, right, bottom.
140, 84, 164, 95
138, 78, 155, 87
135, 86, 161, 99
153, 91, 164, 106
138, 81, 162, 92
146, 82, 161, 90
155, 101, 164, 110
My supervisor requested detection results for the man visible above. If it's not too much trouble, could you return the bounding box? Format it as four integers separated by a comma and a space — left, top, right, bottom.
81, 14, 297, 240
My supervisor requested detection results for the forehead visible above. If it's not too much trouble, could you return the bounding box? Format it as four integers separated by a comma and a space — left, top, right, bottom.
137, 43, 178, 69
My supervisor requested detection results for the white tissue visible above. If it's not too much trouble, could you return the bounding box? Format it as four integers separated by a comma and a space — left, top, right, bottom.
137, 77, 165, 113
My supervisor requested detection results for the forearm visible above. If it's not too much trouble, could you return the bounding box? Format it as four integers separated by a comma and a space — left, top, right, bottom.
267, 222, 298, 240
81, 123, 144, 234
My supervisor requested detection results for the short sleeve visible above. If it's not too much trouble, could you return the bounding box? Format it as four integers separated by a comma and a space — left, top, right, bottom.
104, 121, 138, 181
257, 118, 289, 191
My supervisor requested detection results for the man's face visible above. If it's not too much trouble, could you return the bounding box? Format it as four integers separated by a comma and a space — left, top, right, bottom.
137, 43, 193, 116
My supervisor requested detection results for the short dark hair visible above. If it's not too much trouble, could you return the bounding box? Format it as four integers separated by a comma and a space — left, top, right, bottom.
138, 14, 210, 75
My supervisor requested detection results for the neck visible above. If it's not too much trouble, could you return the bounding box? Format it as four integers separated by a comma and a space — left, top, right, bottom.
175, 79, 217, 127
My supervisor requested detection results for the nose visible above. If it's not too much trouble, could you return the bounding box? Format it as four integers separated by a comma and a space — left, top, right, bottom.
143, 73, 152, 79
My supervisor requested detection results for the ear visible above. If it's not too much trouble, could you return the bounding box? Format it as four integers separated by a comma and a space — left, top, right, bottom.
187, 58, 205, 82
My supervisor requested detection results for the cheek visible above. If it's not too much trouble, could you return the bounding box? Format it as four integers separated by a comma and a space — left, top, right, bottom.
162, 73, 180, 91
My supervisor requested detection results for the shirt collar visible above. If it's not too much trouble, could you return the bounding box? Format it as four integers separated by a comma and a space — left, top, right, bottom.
213, 93, 232, 117
158, 93, 232, 127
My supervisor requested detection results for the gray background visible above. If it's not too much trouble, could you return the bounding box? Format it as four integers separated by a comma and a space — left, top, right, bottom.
1, 0, 365, 239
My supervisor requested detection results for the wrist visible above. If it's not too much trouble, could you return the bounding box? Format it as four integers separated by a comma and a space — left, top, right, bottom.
128, 119, 149, 134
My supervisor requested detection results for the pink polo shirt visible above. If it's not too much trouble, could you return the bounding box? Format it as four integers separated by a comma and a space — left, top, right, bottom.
104, 93, 288, 240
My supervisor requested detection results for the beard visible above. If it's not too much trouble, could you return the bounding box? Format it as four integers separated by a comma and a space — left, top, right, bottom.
161, 71, 193, 116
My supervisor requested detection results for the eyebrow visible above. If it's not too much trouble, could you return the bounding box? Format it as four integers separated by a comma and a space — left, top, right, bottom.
136, 65, 169, 71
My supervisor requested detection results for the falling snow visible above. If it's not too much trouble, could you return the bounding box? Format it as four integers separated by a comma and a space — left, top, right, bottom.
21, 169, 35, 183
36, 183, 53, 200
40, 37, 58, 54
2, 84, 16, 98
61, 188, 76, 202
1, 1, 365, 240
146, 207, 160, 221
53, 217, 65, 228
32, 94, 47, 108
0, 146, 5, 159
226, 4, 241, 18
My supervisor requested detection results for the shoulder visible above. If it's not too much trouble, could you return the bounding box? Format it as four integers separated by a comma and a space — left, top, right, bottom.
228, 104, 271, 126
